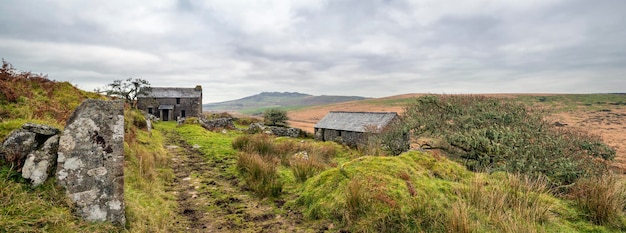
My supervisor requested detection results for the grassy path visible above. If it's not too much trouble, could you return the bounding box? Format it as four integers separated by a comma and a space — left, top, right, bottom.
159, 123, 312, 232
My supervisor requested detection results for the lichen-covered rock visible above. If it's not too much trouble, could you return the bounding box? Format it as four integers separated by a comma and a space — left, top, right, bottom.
1, 129, 37, 170
1, 123, 61, 173
22, 135, 59, 186
22, 122, 61, 136
56, 99, 125, 226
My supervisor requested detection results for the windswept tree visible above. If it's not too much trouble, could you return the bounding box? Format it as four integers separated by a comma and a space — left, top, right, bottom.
263, 108, 289, 127
105, 78, 151, 108
403, 95, 614, 186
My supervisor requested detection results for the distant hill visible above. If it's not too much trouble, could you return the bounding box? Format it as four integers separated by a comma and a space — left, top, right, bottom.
203, 92, 368, 115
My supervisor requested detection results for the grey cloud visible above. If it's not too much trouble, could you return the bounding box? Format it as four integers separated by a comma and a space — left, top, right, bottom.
0, 0, 625, 103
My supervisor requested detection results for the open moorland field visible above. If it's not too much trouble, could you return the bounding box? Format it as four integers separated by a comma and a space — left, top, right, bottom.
3, 71, 626, 232
287, 93, 626, 172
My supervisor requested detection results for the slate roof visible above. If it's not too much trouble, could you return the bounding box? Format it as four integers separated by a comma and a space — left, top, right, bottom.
314, 111, 399, 133
139, 87, 201, 98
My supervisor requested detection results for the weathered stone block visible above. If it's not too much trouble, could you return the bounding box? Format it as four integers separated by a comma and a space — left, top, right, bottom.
22, 122, 61, 136
1, 123, 62, 174
1, 129, 37, 170
56, 99, 125, 226
22, 135, 59, 186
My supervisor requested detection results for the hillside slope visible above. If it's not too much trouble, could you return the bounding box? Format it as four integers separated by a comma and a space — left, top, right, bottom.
203, 91, 368, 114
0, 61, 103, 138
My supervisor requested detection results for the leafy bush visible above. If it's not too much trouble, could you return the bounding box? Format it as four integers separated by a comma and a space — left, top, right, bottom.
263, 108, 289, 127
403, 95, 614, 186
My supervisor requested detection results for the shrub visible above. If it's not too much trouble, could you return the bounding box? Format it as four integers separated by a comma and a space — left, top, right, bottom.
263, 108, 289, 127
236, 153, 282, 197
571, 174, 626, 228
403, 95, 614, 186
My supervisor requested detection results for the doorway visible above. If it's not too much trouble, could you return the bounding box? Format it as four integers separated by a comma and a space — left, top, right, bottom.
162, 109, 170, 121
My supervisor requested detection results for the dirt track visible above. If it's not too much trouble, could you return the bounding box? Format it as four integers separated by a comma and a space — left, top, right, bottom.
164, 129, 313, 232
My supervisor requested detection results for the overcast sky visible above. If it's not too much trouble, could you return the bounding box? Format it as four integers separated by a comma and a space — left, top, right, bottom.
1, 0, 625, 103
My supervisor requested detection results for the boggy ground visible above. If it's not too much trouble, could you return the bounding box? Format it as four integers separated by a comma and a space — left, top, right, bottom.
552, 107, 626, 173
162, 127, 316, 232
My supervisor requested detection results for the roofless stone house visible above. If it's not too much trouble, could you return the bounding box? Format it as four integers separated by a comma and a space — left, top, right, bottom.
314, 111, 405, 148
136, 86, 202, 121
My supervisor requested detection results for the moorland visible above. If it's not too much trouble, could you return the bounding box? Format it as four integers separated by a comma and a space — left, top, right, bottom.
2, 62, 626, 232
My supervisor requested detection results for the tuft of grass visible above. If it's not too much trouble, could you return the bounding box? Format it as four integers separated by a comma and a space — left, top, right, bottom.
232, 134, 276, 157
460, 173, 554, 232
236, 152, 282, 197
233, 134, 341, 184
343, 177, 371, 224
571, 174, 626, 228
290, 156, 326, 182
449, 200, 473, 233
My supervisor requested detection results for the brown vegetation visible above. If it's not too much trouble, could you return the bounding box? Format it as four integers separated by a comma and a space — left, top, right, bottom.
0, 60, 103, 124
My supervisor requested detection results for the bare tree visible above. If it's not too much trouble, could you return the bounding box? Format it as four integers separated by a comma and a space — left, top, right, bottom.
105, 78, 151, 108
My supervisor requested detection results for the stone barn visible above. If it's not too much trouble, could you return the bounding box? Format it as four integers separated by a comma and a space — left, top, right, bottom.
314, 111, 401, 148
136, 86, 202, 121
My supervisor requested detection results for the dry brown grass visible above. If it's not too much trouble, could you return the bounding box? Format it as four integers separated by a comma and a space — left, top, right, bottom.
461, 173, 553, 233
236, 152, 283, 197
570, 174, 626, 227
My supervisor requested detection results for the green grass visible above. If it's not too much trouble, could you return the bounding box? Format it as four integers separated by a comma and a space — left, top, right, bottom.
0, 166, 118, 232
123, 110, 182, 232
157, 122, 239, 174
3, 64, 625, 232
295, 151, 625, 232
